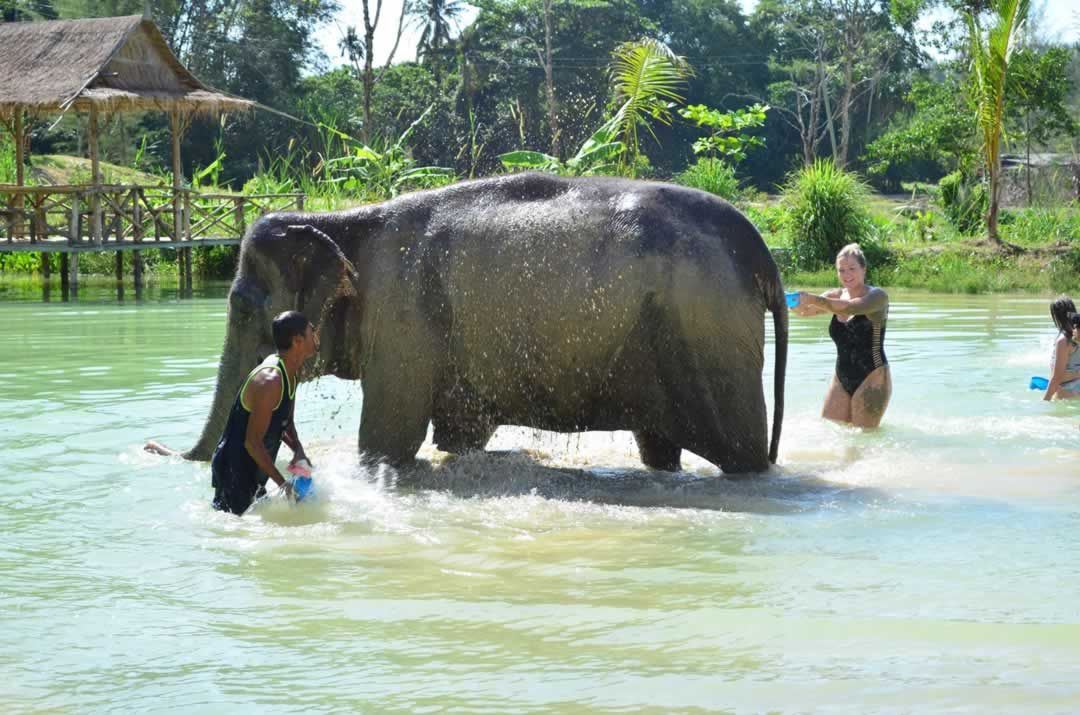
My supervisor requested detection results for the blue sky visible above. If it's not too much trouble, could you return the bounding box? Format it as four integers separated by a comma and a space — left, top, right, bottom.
317, 0, 1078, 68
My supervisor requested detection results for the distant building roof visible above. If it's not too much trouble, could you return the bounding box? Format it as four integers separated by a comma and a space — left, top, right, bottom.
1001, 153, 1074, 169
0, 15, 252, 117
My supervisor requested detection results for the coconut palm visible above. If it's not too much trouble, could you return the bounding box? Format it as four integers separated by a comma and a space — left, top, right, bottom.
967, 0, 1030, 249
607, 38, 693, 177
414, 0, 465, 63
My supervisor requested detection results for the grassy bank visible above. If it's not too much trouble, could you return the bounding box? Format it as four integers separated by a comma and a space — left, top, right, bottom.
754, 193, 1080, 295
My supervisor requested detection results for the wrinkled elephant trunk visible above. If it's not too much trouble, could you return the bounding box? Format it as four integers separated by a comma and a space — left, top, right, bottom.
182, 325, 265, 461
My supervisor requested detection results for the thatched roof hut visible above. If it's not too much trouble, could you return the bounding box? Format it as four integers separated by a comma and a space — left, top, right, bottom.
0, 14, 257, 246
0, 15, 251, 117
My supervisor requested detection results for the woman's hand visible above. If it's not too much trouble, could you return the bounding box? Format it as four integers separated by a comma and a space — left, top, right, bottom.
791, 292, 824, 317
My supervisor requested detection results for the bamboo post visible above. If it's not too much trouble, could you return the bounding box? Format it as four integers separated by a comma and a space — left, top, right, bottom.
13, 110, 25, 239
60, 252, 69, 299
234, 196, 245, 236
69, 192, 80, 244
169, 112, 185, 292
185, 246, 193, 291
88, 107, 102, 245
132, 191, 144, 298
41, 251, 50, 280
69, 251, 79, 298
115, 250, 124, 301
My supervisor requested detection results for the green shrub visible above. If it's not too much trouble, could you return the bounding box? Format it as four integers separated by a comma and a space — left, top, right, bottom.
782, 160, 872, 270
937, 170, 987, 236
0, 133, 16, 184
744, 203, 785, 243
1001, 207, 1080, 246
1048, 247, 1080, 292
673, 158, 740, 201
194, 245, 240, 279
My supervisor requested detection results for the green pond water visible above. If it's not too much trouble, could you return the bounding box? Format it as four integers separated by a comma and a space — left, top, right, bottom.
3, 280, 1080, 713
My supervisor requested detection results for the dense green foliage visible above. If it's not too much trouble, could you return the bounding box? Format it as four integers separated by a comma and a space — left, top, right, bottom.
938, 170, 989, 236
673, 158, 741, 201
862, 78, 974, 191
783, 160, 873, 270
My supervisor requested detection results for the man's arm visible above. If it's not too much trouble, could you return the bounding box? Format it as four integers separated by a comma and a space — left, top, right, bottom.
281, 408, 308, 465
243, 370, 294, 498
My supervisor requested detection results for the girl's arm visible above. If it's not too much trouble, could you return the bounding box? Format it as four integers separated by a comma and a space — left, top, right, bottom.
801, 287, 888, 317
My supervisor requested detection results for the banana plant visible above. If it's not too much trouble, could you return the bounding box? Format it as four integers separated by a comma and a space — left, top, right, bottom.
323, 104, 455, 200
498, 111, 626, 176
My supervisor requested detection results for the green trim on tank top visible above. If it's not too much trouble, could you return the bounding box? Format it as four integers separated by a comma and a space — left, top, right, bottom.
239, 356, 294, 412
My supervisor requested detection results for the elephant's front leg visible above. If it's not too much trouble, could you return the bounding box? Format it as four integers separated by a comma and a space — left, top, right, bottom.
358, 337, 436, 467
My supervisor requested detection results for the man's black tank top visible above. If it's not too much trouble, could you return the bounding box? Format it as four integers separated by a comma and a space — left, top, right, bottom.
211, 355, 295, 486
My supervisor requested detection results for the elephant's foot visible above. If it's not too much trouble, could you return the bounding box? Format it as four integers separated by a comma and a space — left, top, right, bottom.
432, 417, 495, 455
633, 430, 681, 471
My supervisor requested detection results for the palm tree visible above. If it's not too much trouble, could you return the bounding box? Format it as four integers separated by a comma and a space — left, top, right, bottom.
967, 0, 1030, 249
414, 0, 465, 63
607, 39, 693, 177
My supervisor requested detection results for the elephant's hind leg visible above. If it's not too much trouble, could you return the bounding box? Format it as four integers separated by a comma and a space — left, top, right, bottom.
633, 430, 681, 471
433, 415, 496, 455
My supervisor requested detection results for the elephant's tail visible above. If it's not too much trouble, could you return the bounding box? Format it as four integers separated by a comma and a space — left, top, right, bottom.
769, 286, 788, 464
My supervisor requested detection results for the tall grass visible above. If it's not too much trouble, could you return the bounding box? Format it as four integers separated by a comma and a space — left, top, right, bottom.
782, 160, 873, 270
673, 158, 741, 201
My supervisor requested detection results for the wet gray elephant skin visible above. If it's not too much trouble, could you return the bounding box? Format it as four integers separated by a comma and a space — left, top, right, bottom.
185, 173, 788, 474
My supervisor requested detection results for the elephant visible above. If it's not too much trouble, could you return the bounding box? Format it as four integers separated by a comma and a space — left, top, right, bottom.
183, 173, 788, 474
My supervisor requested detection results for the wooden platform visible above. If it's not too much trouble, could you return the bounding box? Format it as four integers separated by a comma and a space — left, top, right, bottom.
0, 183, 303, 251
0, 236, 241, 253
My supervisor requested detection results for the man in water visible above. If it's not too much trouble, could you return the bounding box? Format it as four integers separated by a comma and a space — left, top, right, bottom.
147, 311, 316, 515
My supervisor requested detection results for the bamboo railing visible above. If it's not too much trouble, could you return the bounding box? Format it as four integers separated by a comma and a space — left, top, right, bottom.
0, 184, 305, 247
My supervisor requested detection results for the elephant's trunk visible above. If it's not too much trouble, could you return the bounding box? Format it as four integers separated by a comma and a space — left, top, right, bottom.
182, 323, 264, 461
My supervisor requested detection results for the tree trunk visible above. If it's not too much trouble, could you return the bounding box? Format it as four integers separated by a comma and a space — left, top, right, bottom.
543, 0, 560, 158
1025, 115, 1032, 207
987, 161, 1004, 247
837, 54, 854, 169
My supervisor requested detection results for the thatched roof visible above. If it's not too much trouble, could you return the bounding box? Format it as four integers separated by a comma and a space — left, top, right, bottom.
0, 15, 253, 118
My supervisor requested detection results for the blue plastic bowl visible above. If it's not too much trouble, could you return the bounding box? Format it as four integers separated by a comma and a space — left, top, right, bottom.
785, 291, 800, 309
1030, 376, 1049, 391
293, 476, 314, 501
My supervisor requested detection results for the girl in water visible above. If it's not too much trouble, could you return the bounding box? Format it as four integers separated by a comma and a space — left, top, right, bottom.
791, 243, 891, 428
1043, 295, 1080, 401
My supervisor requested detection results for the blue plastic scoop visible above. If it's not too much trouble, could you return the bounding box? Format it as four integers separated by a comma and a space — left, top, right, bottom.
785, 291, 801, 309
1029, 376, 1049, 390
292, 476, 313, 501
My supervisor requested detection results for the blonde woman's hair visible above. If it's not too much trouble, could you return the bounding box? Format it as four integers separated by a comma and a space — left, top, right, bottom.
836, 243, 866, 268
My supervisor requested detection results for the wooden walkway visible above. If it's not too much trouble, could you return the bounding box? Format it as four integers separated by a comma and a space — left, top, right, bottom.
0, 184, 304, 250
0, 184, 304, 296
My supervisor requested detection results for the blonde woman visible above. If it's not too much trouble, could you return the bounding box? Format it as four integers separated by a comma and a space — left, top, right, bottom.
791, 243, 892, 427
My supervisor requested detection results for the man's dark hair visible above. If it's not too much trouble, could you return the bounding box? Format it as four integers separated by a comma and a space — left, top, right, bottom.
272, 311, 310, 351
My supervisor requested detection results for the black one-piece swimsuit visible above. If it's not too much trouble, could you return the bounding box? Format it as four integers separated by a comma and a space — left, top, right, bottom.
829, 314, 888, 395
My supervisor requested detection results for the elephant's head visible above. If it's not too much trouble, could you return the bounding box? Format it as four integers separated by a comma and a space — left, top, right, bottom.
184, 220, 365, 460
